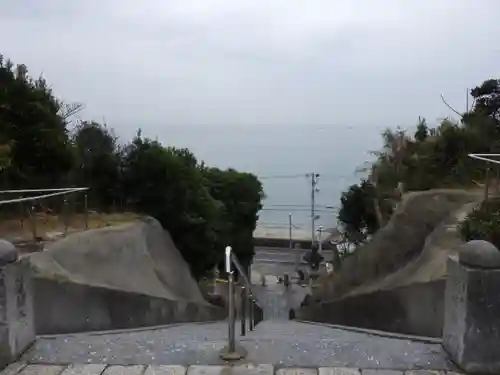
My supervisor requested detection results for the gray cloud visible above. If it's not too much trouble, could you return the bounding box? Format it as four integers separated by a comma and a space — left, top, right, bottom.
2, 1, 500, 135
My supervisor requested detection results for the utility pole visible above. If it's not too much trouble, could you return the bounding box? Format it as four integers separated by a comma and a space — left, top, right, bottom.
317, 225, 324, 254
288, 213, 292, 252
307, 173, 320, 247
466, 87, 469, 113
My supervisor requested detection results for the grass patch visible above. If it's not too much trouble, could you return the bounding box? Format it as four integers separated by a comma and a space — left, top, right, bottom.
0, 211, 141, 242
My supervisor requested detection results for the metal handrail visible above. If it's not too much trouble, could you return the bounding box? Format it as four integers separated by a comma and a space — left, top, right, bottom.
220, 245, 263, 360
228, 248, 252, 292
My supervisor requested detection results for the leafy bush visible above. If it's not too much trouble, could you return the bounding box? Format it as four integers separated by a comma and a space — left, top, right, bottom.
460, 199, 500, 249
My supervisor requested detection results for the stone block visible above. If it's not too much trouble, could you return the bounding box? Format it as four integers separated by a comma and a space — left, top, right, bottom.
188, 365, 273, 375
102, 366, 145, 375
443, 254, 500, 373
19, 365, 65, 375
360, 371, 402, 375
276, 369, 317, 375
144, 366, 186, 375
61, 364, 107, 375
0, 245, 35, 370
318, 369, 360, 375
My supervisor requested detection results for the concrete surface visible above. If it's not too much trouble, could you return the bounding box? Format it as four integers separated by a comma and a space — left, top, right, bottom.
252, 283, 309, 320
0, 363, 464, 375
298, 279, 445, 338
458, 239, 500, 268
320, 190, 481, 299
21, 320, 458, 370
0, 259, 35, 369
28, 217, 204, 302
443, 255, 500, 373
301, 192, 482, 337
32, 278, 225, 335
0, 240, 18, 265
342, 200, 480, 297
26, 217, 225, 334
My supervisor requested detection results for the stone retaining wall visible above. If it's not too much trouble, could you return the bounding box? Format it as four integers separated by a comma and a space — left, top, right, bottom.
298, 279, 445, 338
33, 278, 226, 335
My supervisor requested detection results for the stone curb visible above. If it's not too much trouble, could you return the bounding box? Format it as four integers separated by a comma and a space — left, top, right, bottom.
1, 363, 464, 375
293, 320, 442, 344
37, 320, 226, 339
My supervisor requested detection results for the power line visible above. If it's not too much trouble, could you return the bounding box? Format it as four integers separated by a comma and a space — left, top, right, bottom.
261, 208, 336, 212
259, 173, 308, 180
263, 204, 338, 208
258, 172, 362, 180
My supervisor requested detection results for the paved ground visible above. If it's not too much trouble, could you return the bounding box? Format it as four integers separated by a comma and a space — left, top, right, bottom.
22, 319, 457, 370
8, 246, 461, 373
252, 283, 308, 320
0, 363, 463, 375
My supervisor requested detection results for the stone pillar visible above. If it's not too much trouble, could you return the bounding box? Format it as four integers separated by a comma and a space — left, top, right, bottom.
0, 240, 35, 369
443, 240, 500, 374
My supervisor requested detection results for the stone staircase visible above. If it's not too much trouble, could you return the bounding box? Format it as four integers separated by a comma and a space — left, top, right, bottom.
22, 320, 453, 369
1, 240, 500, 374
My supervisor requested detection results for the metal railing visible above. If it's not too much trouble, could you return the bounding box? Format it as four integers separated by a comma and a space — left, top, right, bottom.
220, 245, 263, 360
0, 187, 90, 242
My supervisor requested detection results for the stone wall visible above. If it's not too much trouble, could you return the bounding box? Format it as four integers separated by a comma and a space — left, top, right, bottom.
33, 278, 226, 335
297, 279, 445, 337
0, 240, 35, 369
443, 240, 500, 374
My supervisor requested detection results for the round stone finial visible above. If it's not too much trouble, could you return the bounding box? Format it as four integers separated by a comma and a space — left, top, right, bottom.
459, 240, 500, 269
0, 240, 19, 266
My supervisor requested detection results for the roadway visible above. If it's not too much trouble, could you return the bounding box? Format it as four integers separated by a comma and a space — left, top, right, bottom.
252, 246, 333, 278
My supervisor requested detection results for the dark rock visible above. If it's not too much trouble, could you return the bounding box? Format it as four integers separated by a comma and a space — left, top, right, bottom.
0, 239, 18, 265
458, 240, 500, 269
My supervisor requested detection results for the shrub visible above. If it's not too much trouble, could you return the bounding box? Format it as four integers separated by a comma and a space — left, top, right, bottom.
459, 198, 500, 249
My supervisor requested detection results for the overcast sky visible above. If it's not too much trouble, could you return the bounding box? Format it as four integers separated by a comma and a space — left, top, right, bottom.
2, 1, 500, 143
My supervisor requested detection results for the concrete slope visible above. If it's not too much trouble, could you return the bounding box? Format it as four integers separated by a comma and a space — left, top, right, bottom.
346, 200, 479, 296
298, 190, 484, 337
27, 217, 227, 334
321, 189, 481, 298
28, 217, 204, 303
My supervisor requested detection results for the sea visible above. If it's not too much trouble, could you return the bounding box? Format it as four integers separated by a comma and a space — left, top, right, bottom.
152, 123, 384, 240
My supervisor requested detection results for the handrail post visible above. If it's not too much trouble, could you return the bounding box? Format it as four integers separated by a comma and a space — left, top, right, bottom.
249, 296, 254, 330
220, 246, 246, 360
240, 286, 246, 336
226, 246, 236, 353
227, 269, 236, 352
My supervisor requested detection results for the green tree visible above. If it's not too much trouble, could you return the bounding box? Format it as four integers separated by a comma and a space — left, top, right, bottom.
0, 142, 11, 172
414, 118, 429, 142
470, 79, 500, 124
0, 53, 266, 281
338, 180, 380, 245
120, 133, 221, 279
72, 121, 121, 209
202, 167, 264, 271
0, 55, 74, 188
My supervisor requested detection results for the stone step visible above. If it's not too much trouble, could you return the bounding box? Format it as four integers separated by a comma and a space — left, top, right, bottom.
23, 321, 458, 371
1, 363, 463, 375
